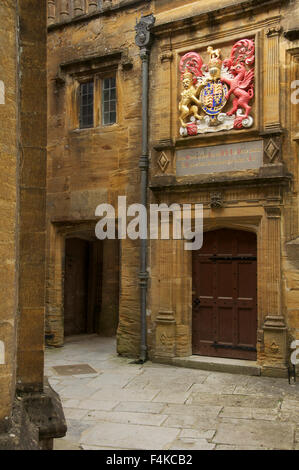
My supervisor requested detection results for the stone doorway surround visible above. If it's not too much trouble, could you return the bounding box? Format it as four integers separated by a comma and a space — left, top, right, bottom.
46, 220, 119, 347
150, 204, 288, 377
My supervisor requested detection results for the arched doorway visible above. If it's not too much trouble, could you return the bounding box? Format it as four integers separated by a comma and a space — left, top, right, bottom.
192, 228, 257, 361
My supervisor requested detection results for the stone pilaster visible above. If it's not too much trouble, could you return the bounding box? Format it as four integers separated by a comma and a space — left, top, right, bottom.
60, 0, 69, 21
16, 0, 48, 393
48, 0, 56, 25
156, 46, 173, 144
173, 240, 192, 357
88, 0, 98, 13
73, 0, 85, 16
264, 26, 282, 131
262, 206, 287, 373
155, 240, 176, 358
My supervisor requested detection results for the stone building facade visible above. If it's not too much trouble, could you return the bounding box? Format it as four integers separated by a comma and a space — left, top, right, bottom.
0, 0, 65, 450
47, 0, 299, 377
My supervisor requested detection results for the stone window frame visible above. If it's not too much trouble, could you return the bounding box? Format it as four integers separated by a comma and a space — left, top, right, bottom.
59, 51, 122, 131
79, 79, 95, 129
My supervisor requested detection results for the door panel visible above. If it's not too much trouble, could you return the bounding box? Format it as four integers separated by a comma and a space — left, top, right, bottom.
192, 229, 257, 360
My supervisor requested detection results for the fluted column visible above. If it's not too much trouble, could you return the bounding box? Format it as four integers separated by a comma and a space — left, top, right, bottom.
48, 0, 56, 25
264, 26, 282, 131
88, 0, 98, 13
156, 45, 173, 143
73, 0, 85, 16
155, 239, 176, 358
60, 0, 70, 21
262, 206, 287, 370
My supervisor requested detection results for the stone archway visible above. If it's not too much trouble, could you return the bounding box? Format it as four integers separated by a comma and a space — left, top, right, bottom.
152, 207, 288, 375
46, 221, 120, 346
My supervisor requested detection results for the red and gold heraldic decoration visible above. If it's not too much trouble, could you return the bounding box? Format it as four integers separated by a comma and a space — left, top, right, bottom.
179, 39, 255, 137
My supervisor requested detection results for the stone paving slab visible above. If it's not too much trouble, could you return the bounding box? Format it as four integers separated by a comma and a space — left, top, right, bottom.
188, 382, 236, 394
114, 401, 165, 414
162, 414, 199, 429
153, 390, 193, 404
168, 438, 215, 450
45, 335, 299, 451
213, 419, 295, 450
220, 407, 278, 421
64, 399, 119, 411
180, 428, 216, 440
215, 444, 269, 450
89, 388, 159, 402
63, 408, 90, 420
187, 392, 280, 409
162, 403, 223, 418
80, 422, 180, 450
83, 410, 168, 427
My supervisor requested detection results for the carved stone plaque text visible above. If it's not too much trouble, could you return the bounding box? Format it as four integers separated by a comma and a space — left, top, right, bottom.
176, 140, 263, 176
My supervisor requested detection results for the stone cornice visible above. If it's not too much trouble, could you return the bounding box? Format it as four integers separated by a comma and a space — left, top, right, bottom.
153, 0, 289, 37
59, 50, 123, 75
48, 0, 151, 31
150, 168, 292, 193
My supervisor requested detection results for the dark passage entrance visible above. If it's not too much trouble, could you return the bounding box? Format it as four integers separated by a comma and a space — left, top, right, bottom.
192, 229, 257, 361
64, 238, 94, 336
64, 237, 119, 338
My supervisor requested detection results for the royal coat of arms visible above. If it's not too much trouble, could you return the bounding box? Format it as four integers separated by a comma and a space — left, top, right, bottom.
179, 39, 255, 136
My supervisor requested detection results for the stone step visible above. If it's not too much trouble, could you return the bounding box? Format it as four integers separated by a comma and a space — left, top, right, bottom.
154, 355, 261, 377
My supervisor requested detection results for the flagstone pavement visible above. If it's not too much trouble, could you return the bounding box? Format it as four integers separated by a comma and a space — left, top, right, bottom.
45, 335, 299, 451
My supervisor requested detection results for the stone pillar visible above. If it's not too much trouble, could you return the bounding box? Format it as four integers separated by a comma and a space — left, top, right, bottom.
16, 0, 48, 393
0, 0, 18, 430
173, 240, 192, 357
0, 0, 66, 449
48, 0, 56, 25
156, 44, 173, 144
264, 26, 282, 131
262, 206, 287, 374
73, 0, 85, 16
155, 240, 176, 358
88, 0, 98, 13
60, 0, 69, 21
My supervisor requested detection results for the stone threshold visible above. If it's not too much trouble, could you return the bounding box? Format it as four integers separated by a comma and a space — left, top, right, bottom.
153, 355, 261, 377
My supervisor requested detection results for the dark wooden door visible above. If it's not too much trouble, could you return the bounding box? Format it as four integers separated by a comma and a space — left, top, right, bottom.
64, 238, 89, 336
192, 229, 257, 360
87, 241, 103, 334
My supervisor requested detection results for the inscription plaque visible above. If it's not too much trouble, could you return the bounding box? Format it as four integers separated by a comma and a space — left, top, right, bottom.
176, 140, 263, 177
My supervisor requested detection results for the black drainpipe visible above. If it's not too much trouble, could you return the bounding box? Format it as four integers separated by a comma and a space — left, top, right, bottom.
135, 14, 156, 363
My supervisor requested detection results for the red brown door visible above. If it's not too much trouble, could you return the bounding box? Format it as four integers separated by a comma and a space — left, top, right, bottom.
192, 229, 257, 360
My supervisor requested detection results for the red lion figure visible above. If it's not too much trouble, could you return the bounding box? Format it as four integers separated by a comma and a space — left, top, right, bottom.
222, 39, 255, 128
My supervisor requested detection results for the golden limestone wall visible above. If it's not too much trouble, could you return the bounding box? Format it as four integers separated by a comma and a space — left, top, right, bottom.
47, 0, 299, 374
46, 0, 153, 350
282, 0, 299, 349
148, 0, 299, 375
0, 0, 18, 427
0, 0, 58, 444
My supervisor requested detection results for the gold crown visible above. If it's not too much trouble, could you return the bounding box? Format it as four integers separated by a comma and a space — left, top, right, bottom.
207, 46, 222, 78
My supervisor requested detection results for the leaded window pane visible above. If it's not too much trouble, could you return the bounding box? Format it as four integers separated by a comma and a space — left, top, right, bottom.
102, 76, 116, 126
